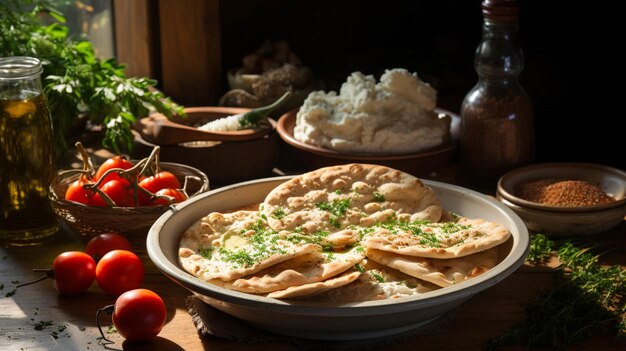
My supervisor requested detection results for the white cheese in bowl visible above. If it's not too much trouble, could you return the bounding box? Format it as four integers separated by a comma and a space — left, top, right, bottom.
293, 68, 450, 154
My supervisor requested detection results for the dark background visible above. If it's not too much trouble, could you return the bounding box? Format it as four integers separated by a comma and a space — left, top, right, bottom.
220, 0, 626, 170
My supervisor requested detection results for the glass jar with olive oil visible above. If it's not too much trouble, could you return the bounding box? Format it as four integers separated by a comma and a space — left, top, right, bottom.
0, 57, 58, 245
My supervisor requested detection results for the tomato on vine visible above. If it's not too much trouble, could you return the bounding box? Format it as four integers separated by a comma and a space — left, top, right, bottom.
85, 233, 133, 261
95, 156, 134, 187
97, 289, 166, 344
64, 179, 94, 205
95, 250, 144, 296
151, 188, 187, 206
14, 251, 96, 295
139, 171, 181, 194
92, 178, 135, 207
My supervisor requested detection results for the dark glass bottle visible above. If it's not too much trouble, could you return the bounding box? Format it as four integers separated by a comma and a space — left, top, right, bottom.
460, 0, 533, 181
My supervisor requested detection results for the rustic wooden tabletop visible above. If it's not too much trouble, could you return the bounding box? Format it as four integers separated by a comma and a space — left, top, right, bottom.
2, 143, 625, 350
2, 211, 625, 351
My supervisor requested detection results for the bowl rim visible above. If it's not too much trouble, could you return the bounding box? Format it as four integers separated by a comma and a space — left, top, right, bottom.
276, 108, 459, 160
147, 176, 529, 317
50, 161, 210, 210
497, 162, 626, 213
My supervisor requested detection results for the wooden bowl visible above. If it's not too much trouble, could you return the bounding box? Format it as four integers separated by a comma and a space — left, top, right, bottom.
49, 162, 209, 246
132, 107, 281, 186
276, 108, 460, 177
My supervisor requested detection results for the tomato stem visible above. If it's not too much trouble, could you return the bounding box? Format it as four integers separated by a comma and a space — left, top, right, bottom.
14, 269, 53, 290
75, 141, 96, 177
96, 304, 116, 345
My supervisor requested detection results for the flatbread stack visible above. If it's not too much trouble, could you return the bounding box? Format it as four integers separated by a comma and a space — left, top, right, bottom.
179, 164, 511, 302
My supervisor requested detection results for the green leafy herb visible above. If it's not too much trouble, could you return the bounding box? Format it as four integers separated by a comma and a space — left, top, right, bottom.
372, 272, 385, 283
354, 263, 365, 273
334, 189, 342, 195
0, 0, 184, 155
197, 247, 214, 259
487, 235, 626, 350
316, 198, 351, 229
372, 191, 385, 202
271, 207, 286, 220
527, 233, 554, 265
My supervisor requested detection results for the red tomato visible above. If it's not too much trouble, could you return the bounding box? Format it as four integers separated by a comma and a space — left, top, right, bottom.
96, 250, 144, 296
95, 156, 134, 187
92, 178, 135, 207
51, 251, 96, 295
151, 188, 187, 206
85, 233, 132, 261
138, 171, 181, 194
111, 289, 166, 341
64, 179, 93, 205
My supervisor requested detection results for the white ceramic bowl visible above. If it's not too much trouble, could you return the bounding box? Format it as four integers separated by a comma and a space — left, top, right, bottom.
147, 177, 529, 340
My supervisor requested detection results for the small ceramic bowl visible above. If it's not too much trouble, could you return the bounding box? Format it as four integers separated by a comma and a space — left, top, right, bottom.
496, 163, 626, 236
276, 108, 460, 177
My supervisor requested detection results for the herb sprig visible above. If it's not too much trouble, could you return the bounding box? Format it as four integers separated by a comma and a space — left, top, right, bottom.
487, 234, 626, 350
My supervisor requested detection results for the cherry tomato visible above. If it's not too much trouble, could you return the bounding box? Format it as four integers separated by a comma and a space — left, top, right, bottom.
138, 171, 181, 194
95, 156, 134, 187
51, 251, 96, 295
85, 233, 132, 261
151, 188, 187, 206
64, 179, 94, 205
92, 178, 135, 207
96, 250, 144, 296
106, 289, 166, 342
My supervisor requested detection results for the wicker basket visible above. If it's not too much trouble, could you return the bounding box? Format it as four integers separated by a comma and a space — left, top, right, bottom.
49, 162, 209, 245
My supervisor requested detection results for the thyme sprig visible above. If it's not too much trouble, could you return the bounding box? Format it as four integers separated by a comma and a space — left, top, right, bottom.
487, 234, 626, 350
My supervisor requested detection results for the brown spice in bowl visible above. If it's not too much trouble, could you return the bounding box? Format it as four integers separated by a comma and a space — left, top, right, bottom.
515, 179, 614, 207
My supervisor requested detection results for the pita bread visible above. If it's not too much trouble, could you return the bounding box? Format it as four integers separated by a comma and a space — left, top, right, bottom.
267, 271, 361, 299
179, 211, 320, 281
213, 247, 366, 293
308, 259, 440, 303
366, 247, 499, 288
262, 164, 442, 245
362, 217, 511, 259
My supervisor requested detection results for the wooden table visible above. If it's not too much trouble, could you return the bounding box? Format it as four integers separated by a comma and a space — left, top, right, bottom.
2, 155, 625, 350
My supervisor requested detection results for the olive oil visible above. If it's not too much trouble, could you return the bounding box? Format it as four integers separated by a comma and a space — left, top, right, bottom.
0, 92, 58, 244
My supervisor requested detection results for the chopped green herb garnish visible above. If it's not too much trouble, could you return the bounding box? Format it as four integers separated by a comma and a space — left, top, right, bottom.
372, 191, 385, 202
198, 247, 214, 259
355, 246, 365, 253
372, 272, 385, 283
334, 189, 342, 195
271, 207, 286, 219
5, 290, 16, 297
354, 263, 365, 273
33, 320, 53, 331
316, 198, 351, 229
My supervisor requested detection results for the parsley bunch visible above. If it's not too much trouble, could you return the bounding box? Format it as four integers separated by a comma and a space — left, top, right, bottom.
0, 0, 184, 154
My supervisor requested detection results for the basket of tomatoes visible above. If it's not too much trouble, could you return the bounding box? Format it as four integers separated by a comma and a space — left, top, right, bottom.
49, 143, 209, 244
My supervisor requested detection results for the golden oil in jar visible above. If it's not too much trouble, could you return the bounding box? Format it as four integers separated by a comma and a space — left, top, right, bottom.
0, 57, 58, 245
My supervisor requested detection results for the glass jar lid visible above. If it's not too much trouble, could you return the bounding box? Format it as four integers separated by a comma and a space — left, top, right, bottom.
0, 57, 43, 80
